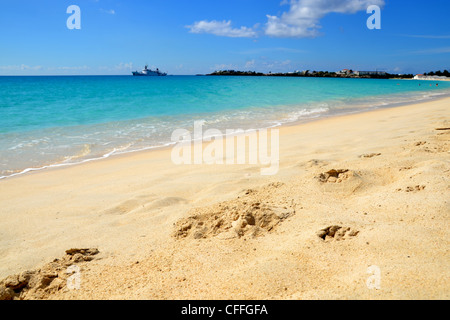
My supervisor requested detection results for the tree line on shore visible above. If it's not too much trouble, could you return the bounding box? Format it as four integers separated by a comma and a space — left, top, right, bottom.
423, 70, 450, 77
207, 70, 415, 79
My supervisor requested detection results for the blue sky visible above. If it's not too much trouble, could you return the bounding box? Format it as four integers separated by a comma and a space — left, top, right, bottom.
0, 0, 449, 75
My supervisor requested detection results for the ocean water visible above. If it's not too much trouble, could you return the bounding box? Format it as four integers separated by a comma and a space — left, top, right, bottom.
1, 75, 449, 178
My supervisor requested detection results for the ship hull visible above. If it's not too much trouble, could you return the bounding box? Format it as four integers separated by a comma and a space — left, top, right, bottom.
132, 71, 167, 76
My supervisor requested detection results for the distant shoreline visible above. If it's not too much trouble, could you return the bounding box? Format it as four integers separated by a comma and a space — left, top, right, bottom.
206, 70, 415, 80
206, 70, 450, 81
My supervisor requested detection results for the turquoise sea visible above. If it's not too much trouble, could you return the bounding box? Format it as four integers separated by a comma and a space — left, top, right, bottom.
1, 75, 449, 178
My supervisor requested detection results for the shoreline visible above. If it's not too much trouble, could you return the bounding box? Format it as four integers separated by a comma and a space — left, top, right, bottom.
2, 89, 450, 182
0, 96, 449, 299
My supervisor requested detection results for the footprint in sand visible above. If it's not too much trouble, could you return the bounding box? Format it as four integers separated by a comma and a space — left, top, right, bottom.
316, 169, 353, 183
173, 202, 294, 240
173, 184, 295, 240
300, 159, 329, 169
359, 153, 381, 158
396, 185, 426, 192
316, 226, 359, 242
146, 197, 188, 210
434, 120, 450, 132
315, 169, 364, 195
104, 195, 186, 215
406, 185, 426, 192
413, 141, 441, 153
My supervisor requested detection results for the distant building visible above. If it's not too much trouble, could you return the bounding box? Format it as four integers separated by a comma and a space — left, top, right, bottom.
337, 69, 352, 75
355, 71, 386, 76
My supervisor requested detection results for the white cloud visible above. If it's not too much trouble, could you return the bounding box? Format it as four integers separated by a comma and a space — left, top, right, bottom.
245, 60, 255, 69
22, 64, 42, 71
101, 9, 115, 15
410, 47, 450, 55
400, 34, 450, 39
56, 66, 90, 70
265, 0, 385, 38
115, 62, 133, 70
212, 63, 238, 71
0, 64, 42, 71
236, 47, 306, 55
262, 59, 293, 69
187, 20, 257, 38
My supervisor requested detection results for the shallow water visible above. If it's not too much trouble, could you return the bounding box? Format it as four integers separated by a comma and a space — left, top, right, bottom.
1, 75, 449, 178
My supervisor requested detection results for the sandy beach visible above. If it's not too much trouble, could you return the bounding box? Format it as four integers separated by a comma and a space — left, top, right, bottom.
0, 97, 449, 300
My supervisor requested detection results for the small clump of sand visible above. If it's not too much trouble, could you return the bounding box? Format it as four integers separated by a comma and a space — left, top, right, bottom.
0, 249, 98, 300
316, 226, 360, 241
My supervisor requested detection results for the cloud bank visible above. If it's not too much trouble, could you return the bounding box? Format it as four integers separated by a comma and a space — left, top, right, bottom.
187, 20, 257, 38
187, 0, 385, 38
265, 0, 385, 38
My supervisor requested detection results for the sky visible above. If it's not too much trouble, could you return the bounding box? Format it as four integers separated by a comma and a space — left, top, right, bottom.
0, 0, 449, 75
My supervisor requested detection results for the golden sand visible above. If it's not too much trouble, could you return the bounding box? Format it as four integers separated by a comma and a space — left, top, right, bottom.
0, 98, 449, 299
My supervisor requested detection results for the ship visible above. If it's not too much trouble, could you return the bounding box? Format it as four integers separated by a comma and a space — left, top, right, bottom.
132, 65, 167, 76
